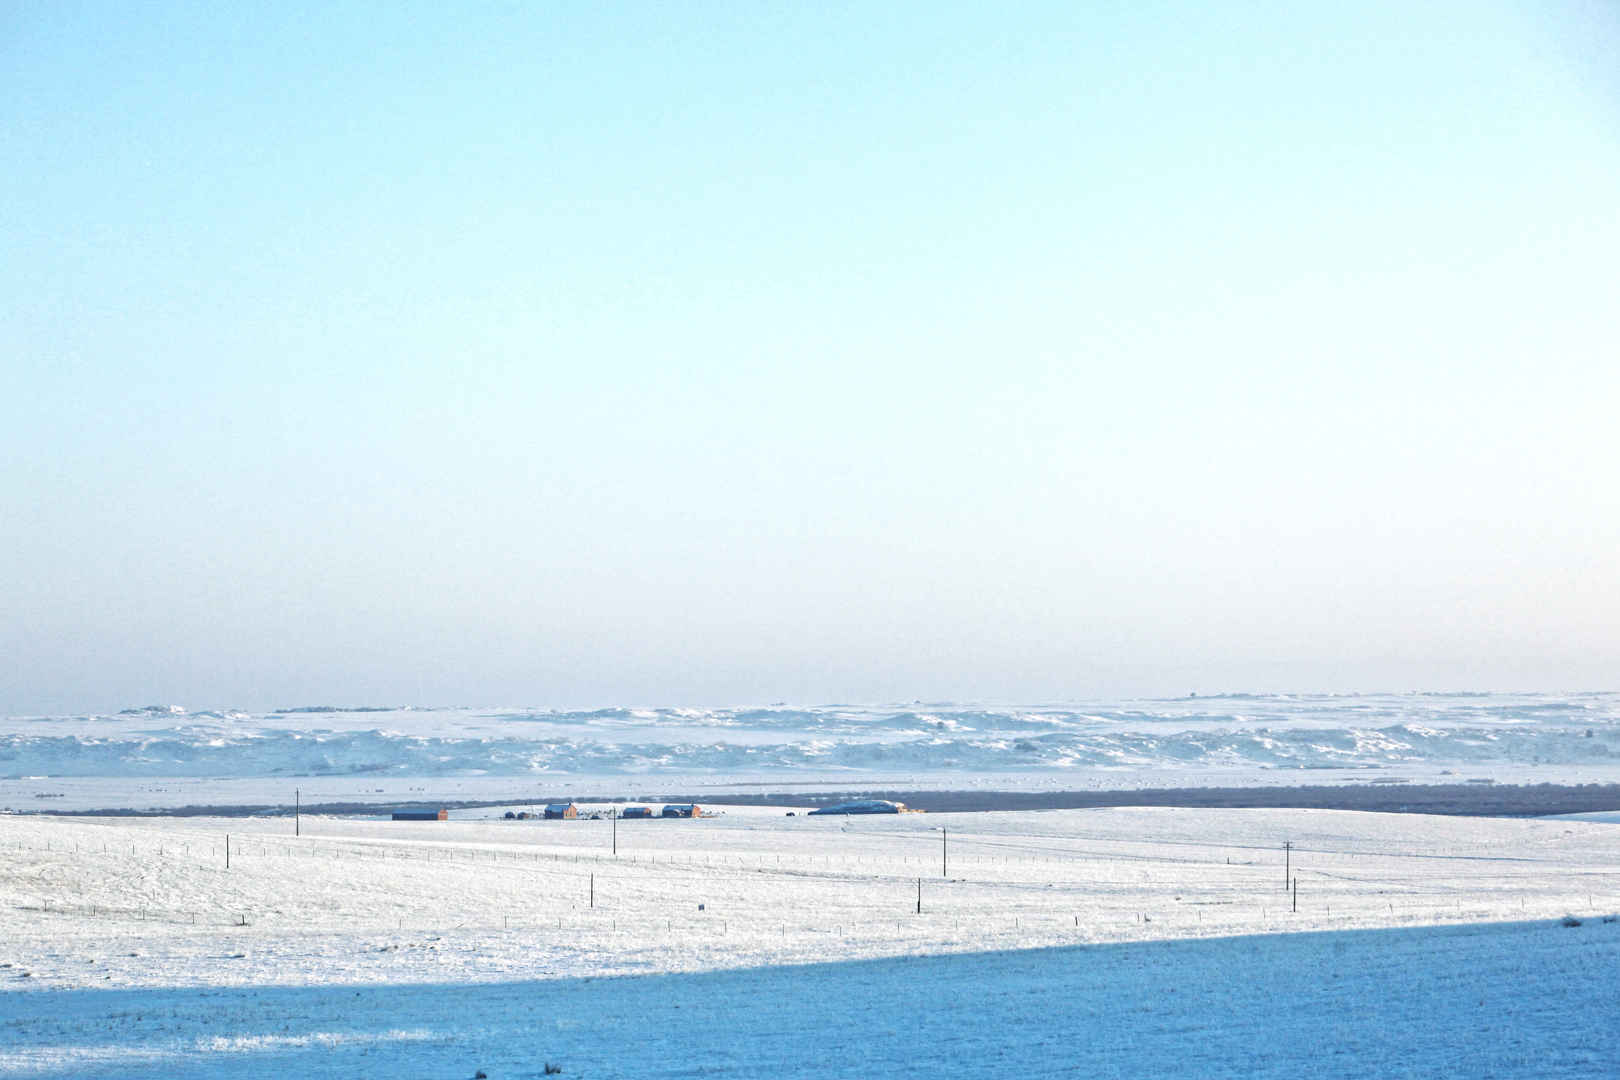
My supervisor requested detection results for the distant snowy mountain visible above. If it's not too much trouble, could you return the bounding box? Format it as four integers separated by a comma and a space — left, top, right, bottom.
3, 694, 1617, 786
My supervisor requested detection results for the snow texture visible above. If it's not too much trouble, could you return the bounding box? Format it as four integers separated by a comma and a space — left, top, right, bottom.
7, 692, 1620, 813
3, 806, 1618, 1077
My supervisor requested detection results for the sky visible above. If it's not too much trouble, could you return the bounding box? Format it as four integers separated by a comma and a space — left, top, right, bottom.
3, 1, 1618, 714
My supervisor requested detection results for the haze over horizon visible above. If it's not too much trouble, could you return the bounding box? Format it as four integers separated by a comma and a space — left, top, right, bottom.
5, 2, 1617, 716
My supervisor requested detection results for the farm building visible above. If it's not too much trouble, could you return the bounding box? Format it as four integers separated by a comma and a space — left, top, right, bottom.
544, 803, 579, 820
661, 803, 703, 818
391, 808, 448, 821
620, 806, 653, 818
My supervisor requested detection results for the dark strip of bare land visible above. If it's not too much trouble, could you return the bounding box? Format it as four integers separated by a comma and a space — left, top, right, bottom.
748, 783, 1620, 816
27, 782, 1620, 819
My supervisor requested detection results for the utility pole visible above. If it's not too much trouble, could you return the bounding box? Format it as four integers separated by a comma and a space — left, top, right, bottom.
225, 833, 230, 870
942, 827, 948, 878
295, 788, 300, 837
1284, 841, 1291, 890
917, 877, 922, 914
612, 806, 617, 856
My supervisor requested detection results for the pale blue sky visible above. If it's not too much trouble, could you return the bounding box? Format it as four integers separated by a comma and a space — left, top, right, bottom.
4, 1, 1617, 713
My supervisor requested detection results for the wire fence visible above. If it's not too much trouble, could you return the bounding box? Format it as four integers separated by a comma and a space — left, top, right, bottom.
8, 830, 1618, 937
21, 897, 1614, 934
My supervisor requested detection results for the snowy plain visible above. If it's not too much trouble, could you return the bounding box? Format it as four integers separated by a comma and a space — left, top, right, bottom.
6, 693, 1620, 1076
4, 804, 1619, 1077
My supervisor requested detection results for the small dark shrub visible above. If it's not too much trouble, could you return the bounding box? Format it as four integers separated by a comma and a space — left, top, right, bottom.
1560, 915, 1582, 928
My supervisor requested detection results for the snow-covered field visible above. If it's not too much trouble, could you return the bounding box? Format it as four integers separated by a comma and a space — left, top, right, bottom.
5, 694, 1618, 1076
4, 805, 1619, 1076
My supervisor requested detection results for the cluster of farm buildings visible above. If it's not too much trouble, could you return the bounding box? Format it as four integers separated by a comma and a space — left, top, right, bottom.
390, 798, 916, 822
513, 803, 706, 820
390, 803, 706, 822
